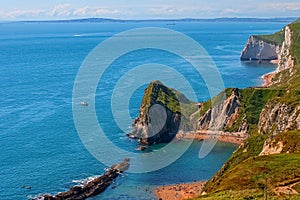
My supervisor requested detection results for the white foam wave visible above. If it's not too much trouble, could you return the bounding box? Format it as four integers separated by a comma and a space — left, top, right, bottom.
28, 193, 50, 200
72, 175, 100, 186
73, 32, 105, 37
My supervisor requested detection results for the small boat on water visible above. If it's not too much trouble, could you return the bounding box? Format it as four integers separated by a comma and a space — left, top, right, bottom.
80, 101, 89, 106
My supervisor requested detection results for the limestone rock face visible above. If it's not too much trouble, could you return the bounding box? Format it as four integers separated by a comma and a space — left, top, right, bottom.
260, 141, 284, 156
240, 36, 281, 61
258, 102, 300, 155
131, 81, 184, 146
198, 89, 242, 131
277, 26, 294, 72
258, 103, 300, 135
240, 25, 295, 86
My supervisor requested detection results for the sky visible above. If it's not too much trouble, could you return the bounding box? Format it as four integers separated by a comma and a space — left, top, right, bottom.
0, 0, 299, 20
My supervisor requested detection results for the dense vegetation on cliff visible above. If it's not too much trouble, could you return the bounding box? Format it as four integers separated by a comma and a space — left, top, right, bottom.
255, 29, 285, 46
131, 80, 198, 146
134, 19, 300, 199
139, 80, 196, 120
195, 20, 300, 199
197, 153, 300, 199
291, 21, 300, 64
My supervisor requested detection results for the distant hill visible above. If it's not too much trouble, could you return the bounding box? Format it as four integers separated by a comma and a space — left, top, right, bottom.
19, 17, 298, 23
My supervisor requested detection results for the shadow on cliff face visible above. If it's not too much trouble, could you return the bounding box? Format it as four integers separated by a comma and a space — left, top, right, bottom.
131, 81, 182, 148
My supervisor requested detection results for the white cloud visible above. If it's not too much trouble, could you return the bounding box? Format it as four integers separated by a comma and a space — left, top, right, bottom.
148, 5, 212, 17
148, 6, 177, 15
61, 5, 120, 17
73, 6, 90, 16
0, 1, 300, 20
49, 3, 72, 17
267, 2, 300, 10
255, 2, 300, 13
222, 8, 240, 14
92, 8, 119, 15
1, 9, 45, 18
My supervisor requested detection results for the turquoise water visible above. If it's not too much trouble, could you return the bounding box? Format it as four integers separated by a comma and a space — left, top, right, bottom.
0, 21, 288, 199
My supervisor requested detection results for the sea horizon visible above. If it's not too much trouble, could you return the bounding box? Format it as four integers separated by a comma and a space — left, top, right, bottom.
0, 16, 297, 23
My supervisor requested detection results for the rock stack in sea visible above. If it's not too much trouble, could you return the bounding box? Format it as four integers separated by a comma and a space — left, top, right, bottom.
240, 35, 282, 61
130, 80, 193, 146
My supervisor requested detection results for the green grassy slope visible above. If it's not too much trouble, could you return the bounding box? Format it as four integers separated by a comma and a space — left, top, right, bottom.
271, 21, 300, 91
197, 153, 300, 200
291, 21, 300, 65
225, 88, 284, 132
196, 20, 300, 199
140, 80, 181, 115
255, 29, 285, 46
139, 80, 198, 128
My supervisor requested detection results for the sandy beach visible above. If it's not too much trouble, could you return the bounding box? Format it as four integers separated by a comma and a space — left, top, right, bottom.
154, 131, 246, 200
154, 182, 206, 200
270, 59, 279, 64
176, 130, 247, 145
262, 72, 275, 87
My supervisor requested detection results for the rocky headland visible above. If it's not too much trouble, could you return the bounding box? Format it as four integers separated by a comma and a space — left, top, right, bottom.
240, 35, 282, 61
200, 19, 300, 199
155, 18, 300, 199
241, 24, 296, 87
129, 82, 250, 148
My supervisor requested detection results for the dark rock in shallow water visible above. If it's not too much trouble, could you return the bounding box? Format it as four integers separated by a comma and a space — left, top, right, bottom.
136, 145, 147, 151
37, 159, 129, 200
111, 158, 130, 172
131, 81, 188, 147
126, 133, 138, 139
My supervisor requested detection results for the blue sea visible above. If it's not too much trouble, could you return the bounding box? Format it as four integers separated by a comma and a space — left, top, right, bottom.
0, 20, 288, 200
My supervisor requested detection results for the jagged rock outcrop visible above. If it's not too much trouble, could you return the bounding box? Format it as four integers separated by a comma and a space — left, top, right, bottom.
258, 102, 300, 155
131, 81, 186, 146
258, 102, 300, 135
38, 159, 130, 200
240, 35, 281, 61
198, 89, 244, 131
259, 141, 284, 156
277, 26, 294, 72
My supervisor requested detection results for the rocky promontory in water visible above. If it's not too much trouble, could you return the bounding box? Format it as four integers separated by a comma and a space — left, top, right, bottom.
38, 159, 129, 200
240, 27, 285, 61
129, 81, 250, 148
129, 80, 197, 147
240, 22, 296, 70
240, 35, 282, 61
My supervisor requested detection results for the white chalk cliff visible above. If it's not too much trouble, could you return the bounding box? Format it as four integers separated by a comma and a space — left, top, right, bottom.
240, 35, 281, 61
277, 26, 294, 72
